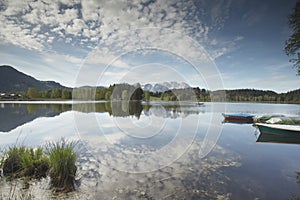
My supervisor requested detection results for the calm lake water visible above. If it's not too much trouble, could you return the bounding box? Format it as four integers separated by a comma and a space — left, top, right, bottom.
0, 101, 300, 199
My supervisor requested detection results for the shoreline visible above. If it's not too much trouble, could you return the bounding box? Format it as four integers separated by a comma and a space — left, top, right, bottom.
0, 100, 107, 104
0, 99, 299, 105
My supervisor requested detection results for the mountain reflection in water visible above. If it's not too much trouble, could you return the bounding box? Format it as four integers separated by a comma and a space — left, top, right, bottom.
0, 101, 204, 132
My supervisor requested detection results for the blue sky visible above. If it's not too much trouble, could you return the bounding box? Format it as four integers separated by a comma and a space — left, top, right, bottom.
0, 0, 299, 92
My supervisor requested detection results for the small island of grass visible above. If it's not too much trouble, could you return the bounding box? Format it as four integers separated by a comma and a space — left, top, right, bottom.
0, 138, 77, 193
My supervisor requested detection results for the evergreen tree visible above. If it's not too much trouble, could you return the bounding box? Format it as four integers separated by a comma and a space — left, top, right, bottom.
285, 0, 300, 74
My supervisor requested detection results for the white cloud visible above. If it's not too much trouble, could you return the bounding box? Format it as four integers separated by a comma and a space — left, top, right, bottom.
0, 18, 44, 50
1, 0, 32, 16
62, 8, 79, 24
211, 39, 218, 45
0, 0, 237, 56
234, 36, 244, 42
264, 62, 293, 71
84, 48, 129, 68
64, 54, 83, 65
115, 63, 191, 85
210, 47, 229, 59
81, 0, 101, 21
208, 35, 244, 60
0, 0, 240, 90
47, 36, 55, 43
41, 52, 82, 65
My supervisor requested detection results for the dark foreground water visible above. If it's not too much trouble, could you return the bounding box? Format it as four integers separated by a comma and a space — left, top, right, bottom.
0, 101, 299, 199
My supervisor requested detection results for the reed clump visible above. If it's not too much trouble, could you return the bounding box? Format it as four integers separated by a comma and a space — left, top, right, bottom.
0, 138, 78, 192
46, 139, 77, 192
1, 146, 49, 178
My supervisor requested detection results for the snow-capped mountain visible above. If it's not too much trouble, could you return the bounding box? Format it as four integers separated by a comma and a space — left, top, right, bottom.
142, 82, 190, 92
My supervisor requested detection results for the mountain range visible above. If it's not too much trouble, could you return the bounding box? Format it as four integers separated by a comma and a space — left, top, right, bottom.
0, 65, 69, 92
0, 65, 191, 93
142, 82, 190, 92
0, 65, 299, 100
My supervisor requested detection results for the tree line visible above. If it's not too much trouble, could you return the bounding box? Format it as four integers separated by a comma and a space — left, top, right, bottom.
1, 83, 145, 101
1, 85, 299, 104
72, 83, 144, 101
212, 89, 300, 103
148, 88, 300, 104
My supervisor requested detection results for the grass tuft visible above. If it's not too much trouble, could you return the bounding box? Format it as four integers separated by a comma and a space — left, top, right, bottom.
0, 138, 78, 193
46, 138, 77, 192
1, 146, 49, 178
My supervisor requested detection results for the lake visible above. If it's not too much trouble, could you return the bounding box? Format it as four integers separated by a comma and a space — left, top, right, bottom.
0, 101, 300, 199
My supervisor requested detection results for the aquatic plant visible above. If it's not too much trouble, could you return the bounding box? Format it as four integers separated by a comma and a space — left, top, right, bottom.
46, 138, 77, 192
1, 146, 24, 176
1, 146, 49, 178
20, 147, 49, 178
0, 139, 78, 192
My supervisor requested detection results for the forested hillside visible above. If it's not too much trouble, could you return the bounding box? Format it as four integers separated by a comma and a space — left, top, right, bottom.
0, 65, 69, 92
153, 88, 300, 104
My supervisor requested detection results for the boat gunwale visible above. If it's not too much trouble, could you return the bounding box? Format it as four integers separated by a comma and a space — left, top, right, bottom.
256, 123, 300, 132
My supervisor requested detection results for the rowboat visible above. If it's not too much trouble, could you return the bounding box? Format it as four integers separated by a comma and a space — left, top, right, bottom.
222, 113, 255, 123
256, 123, 300, 136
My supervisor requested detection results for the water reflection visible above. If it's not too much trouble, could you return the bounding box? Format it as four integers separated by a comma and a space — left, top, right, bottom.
257, 132, 300, 145
74, 101, 206, 173
78, 141, 242, 199
0, 101, 204, 132
0, 103, 72, 132
0, 102, 299, 199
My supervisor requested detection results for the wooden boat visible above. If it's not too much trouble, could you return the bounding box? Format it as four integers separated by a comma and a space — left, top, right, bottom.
256, 123, 300, 136
222, 113, 255, 123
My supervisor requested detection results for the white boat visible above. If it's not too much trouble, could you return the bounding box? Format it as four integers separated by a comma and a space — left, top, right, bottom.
256, 123, 300, 136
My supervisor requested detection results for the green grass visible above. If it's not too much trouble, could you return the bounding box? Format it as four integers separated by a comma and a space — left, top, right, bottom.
275, 120, 300, 125
20, 147, 49, 178
0, 138, 78, 193
1, 146, 23, 176
1, 146, 49, 178
46, 138, 77, 192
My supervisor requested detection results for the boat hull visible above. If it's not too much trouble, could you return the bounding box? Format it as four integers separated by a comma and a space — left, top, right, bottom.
222, 113, 254, 123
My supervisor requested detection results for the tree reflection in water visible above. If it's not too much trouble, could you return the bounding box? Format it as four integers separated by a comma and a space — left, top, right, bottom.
0, 101, 203, 132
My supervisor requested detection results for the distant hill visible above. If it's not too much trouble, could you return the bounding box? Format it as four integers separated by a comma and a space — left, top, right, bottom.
210, 88, 300, 103
0, 65, 70, 92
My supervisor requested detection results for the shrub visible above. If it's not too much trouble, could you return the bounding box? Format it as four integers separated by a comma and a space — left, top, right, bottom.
1, 146, 49, 178
2, 147, 24, 176
0, 139, 78, 193
46, 138, 77, 192
21, 147, 49, 178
